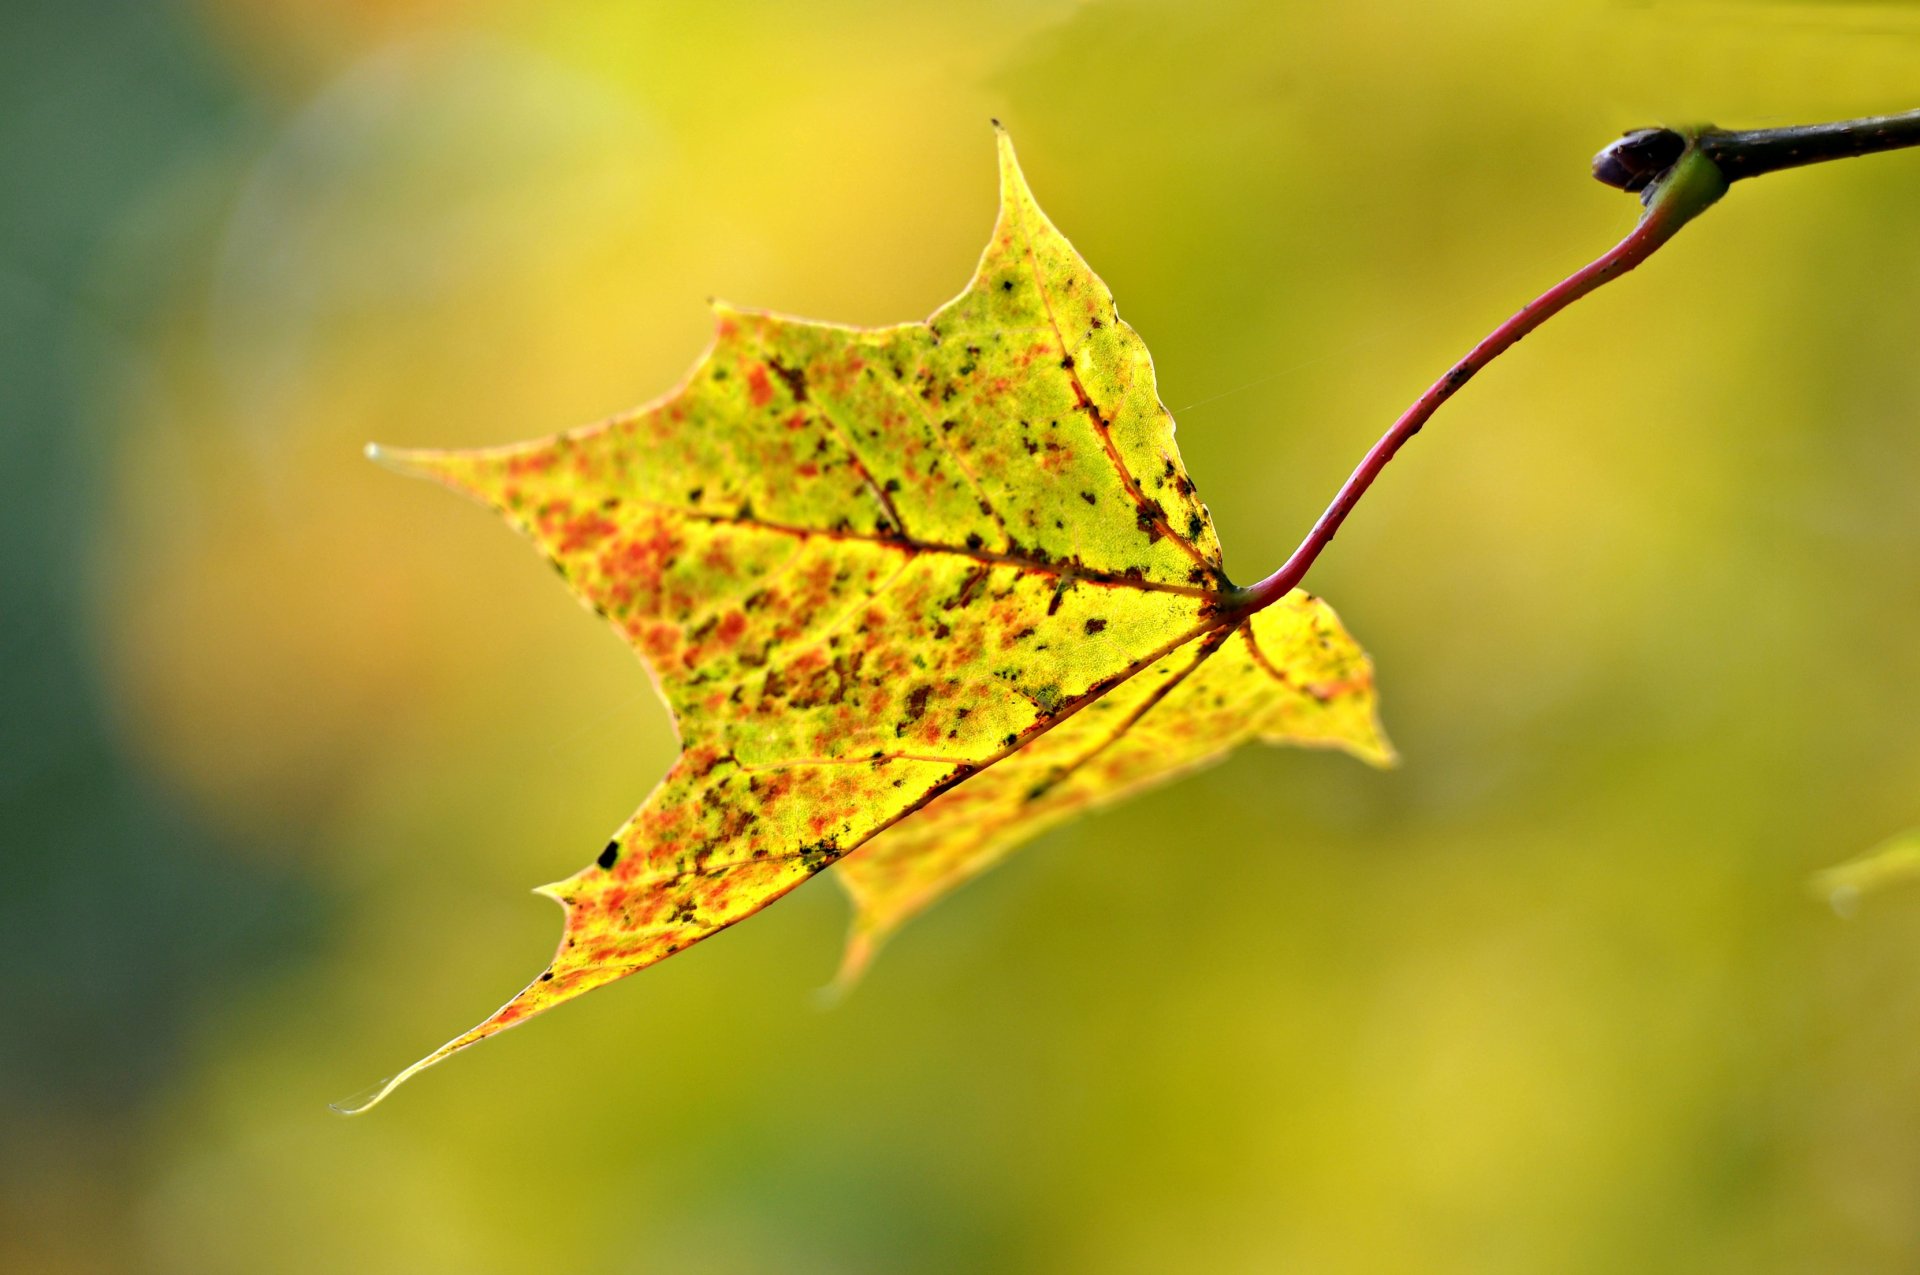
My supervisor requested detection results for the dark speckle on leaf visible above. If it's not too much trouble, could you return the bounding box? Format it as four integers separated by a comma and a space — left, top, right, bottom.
768, 358, 808, 402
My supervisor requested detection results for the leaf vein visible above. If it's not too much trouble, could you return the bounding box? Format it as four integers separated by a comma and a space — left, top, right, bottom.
663, 501, 1220, 597
1006, 193, 1218, 581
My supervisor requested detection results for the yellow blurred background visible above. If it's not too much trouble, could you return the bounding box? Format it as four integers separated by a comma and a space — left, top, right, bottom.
8, 0, 1920, 1270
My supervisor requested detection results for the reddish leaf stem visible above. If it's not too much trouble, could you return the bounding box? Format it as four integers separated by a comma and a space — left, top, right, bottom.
1235, 146, 1726, 613
1236, 109, 1920, 616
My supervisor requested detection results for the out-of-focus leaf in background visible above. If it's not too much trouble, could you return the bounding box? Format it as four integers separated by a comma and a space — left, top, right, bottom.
1817, 830, 1920, 916
10, 0, 1920, 1270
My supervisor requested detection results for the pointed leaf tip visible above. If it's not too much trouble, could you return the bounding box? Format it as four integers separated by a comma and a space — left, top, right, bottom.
361, 443, 500, 501
363, 443, 443, 481
993, 130, 1031, 207
329, 1072, 406, 1117
820, 929, 878, 1005
1811, 829, 1920, 912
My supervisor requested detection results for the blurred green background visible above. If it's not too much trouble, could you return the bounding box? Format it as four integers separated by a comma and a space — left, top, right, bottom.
8, 0, 1920, 1270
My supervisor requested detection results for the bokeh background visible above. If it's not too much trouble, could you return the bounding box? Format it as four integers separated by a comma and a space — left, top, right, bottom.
8, 0, 1920, 1270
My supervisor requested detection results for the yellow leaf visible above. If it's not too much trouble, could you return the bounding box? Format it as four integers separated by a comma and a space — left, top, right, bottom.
344, 129, 1388, 1112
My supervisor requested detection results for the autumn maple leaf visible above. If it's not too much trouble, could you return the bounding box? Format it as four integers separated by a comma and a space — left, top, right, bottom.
345, 128, 1389, 1111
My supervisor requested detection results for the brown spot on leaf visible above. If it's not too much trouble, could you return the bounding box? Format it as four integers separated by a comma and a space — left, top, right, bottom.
768, 357, 809, 402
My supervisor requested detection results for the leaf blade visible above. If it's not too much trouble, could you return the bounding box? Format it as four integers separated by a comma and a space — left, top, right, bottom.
349, 130, 1387, 1110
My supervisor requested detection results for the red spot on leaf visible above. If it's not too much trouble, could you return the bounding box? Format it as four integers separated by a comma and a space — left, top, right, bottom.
507, 452, 557, 476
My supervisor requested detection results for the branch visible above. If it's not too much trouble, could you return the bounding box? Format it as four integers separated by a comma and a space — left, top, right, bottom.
1236, 109, 1920, 615
1698, 108, 1920, 183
